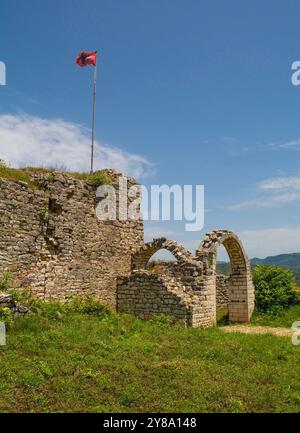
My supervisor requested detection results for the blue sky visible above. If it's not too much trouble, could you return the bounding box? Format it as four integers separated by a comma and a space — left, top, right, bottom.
1, 0, 300, 258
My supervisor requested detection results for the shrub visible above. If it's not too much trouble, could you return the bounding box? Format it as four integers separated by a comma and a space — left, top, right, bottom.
0, 272, 12, 291
8, 288, 33, 304
0, 307, 14, 328
19, 296, 113, 321
149, 314, 176, 328
253, 265, 297, 313
28, 299, 66, 320
88, 172, 112, 187
67, 296, 112, 318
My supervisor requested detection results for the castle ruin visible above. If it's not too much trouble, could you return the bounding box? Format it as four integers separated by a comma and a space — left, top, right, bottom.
0, 169, 254, 326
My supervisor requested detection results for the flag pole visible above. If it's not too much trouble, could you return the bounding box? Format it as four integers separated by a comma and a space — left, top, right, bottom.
90, 62, 97, 174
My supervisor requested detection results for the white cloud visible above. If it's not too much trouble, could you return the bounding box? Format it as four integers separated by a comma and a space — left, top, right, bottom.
258, 176, 300, 191
239, 228, 300, 258
268, 139, 300, 150
228, 175, 300, 210
144, 224, 177, 242
228, 192, 300, 210
276, 139, 300, 149
0, 113, 152, 178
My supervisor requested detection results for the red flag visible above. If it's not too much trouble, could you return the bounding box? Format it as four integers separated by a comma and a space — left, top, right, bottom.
76, 51, 97, 67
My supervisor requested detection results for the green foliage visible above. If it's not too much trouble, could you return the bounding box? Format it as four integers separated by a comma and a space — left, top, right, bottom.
0, 307, 14, 328
0, 161, 112, 190
0, 160, 37, 189
69, 170, 112, 186
88, 171, 112, 187
216, 306, 230, 325
8, 288, 33, 303
0, 308, 300, 412
149, 314, 176, 328
29, 299, 66, 320
251, 253, 300, 285
66, 296, 113, 317
0, 272, 12, 290
251, 301, 300, 327
253, 265, 297, 313
38, 207, 49, 225
47, 172, 55, 183
9, 292, 113, 322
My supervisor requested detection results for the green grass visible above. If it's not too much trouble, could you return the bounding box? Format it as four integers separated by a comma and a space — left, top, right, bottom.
0, 161, 112, 188
216, 301, 300, 328
72, 171, 113, 186
251, 303, 300, 328
0, 163, 37, 189
0, 305, 300, 413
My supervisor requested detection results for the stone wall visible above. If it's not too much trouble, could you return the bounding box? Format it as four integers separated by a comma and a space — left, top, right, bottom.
148, 262, 229, 307
0, 293, 28, 317
117, 238, 215, 327
117, 271, 197, 326
216, 275, 229, 306
117, 231, 255, 327
0, 170, 255, 327
117, 270, 214, 327
196, 230, 255, 322
0, 169, 143, 307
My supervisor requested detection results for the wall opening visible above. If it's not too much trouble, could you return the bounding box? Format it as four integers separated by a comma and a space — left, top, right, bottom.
216, 244, 232, 276
197, 231, 254, 325
216, 245, 231, 324
219, 236, 251, 323
147, 249, 177, 276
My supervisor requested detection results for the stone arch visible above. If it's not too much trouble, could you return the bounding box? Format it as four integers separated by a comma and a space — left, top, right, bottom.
196, 230, 254, 322
132, 237, 195, 270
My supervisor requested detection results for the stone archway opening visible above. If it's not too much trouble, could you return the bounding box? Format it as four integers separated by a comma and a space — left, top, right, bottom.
131, 237, 195, 270
118, 231, 254, 327
131, 238, 197, 284
149, 249, 176, 262
215, 245, 231, 323
197, 230, 255, 323
147, 249, 177, 276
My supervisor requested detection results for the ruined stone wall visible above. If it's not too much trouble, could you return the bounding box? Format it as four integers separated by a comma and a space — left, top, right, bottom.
216, 275, 229, 306
117, 271, 195, 325
149, 261, 230, 307
146, 260, 196, 286
0, 293, 28, 317
0, 173, 255, 328
117, 232, 255, 327
197, 230, 255, 322
117, 238, 216, 327
117, 269, 216, 328
0, 170, 143, 307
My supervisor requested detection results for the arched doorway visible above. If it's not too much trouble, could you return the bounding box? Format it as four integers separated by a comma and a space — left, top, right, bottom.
196, 230, 254, 323
131, 237, 195, 270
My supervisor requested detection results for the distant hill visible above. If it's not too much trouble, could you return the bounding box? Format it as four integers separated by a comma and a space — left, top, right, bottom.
217, 253, 300, 285
216, 261, 231, 276
251, 253, 300, 268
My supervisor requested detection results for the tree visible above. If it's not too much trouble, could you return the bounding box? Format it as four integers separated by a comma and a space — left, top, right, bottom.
253, 265, 297, 313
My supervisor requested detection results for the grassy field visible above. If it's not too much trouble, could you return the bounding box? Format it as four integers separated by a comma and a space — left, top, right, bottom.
251, 303, 300, 328
0, 303, 300, 413
217, 303, 300, 328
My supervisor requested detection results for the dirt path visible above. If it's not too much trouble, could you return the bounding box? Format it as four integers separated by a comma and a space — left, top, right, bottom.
220, 325, 292, 337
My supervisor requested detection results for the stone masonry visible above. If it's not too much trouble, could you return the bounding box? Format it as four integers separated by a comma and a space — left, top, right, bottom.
0, 293, 28, 318
216, 275, 230, 307
0, 169, 143, 307
117, 231, 255, 327
0, 170, 254, 327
